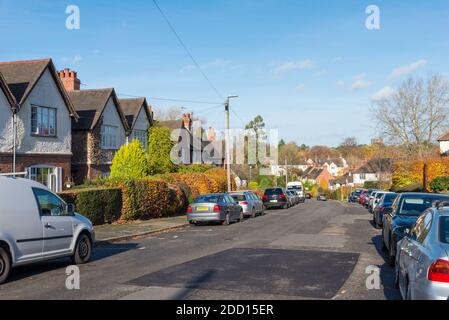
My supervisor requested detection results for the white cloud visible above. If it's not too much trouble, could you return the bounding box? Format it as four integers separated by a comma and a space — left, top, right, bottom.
336, 80, 345, 87
390, 59, 427, 78
274, 59, 314, 76
372, 86, 396, 101
351, 74, 372, 90
62, 55, 82, 65
296, 84, 306, 92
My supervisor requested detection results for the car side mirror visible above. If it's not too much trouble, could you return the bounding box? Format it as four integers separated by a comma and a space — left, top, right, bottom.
67, 203, 75, 216
384, 207, 393, 215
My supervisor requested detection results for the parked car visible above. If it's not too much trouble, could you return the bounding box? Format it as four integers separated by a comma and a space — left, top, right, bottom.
0, 177, 95, 284
359, 189, 369, 205
382, 192, 449, 266
287, 181, 306, 203
373, 192, 398, 229
262, 188, 289, 209
188, 193, 243, 226
317, 194, 328, 201
366, 189, 379, 209
395, 205, 449, 300
306, 193, 312, 200
370, 191, 386, 213
229, 191, 264, 218
350, 189, 363, 203
286, 190, 298, 206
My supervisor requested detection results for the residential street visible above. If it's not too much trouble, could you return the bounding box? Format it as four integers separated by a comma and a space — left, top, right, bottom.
0, 200, 401, 300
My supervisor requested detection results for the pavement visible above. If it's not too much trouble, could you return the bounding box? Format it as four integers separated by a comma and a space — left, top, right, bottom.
0, 200, 402, 300
94, 215, 189, 243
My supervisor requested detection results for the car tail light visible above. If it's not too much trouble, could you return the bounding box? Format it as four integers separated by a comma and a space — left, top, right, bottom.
240, 202, 249, 205
213, 205, 221, 212
279, 194, 286, 199
187, 206, 193, 213
262, 195, 268, 199
428, 259, 449, 283
379, 206, 385, 212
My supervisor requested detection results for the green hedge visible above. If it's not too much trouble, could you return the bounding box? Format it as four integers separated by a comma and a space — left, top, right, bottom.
59, 188, 122, 225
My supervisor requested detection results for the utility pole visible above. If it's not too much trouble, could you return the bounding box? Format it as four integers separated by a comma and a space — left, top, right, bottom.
225, 96, 238, 192
12, 103, 19, 177
285, 158, 288, 188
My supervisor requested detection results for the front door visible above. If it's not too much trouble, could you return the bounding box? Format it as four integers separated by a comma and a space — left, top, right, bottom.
33, 188, 74, 256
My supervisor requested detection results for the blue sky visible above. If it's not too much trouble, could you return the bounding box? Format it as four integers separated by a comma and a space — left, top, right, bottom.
1, 0, 449, 146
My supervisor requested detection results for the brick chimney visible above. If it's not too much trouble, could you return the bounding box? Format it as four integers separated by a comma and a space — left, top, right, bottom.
182, 113, 192, 130
58, 68, 80, 91
208, 126, 216, 142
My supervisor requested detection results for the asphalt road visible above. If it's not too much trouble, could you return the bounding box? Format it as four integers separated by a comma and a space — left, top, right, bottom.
0, 200, 402, 300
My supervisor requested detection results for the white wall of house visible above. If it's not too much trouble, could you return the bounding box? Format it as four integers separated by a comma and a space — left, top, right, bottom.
15, 68, 72, 155
353, 173, 378, 185
102, 97, 126, 149
440, 141, 449, 155
0, 89, 12, 153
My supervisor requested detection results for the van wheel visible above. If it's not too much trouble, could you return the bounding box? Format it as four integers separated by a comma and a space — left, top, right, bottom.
0, 247, 11, 285
71, 234, 92, 265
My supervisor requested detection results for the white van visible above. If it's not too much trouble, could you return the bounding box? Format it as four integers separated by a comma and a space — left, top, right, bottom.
0, 176, 95, 284
287, 181, 305, 203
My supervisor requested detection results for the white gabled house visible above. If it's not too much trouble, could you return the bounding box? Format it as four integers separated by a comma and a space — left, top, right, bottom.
0, 59, 79, 192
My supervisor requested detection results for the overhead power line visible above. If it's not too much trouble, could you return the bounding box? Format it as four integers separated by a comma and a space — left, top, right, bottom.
152, 0, 224, 100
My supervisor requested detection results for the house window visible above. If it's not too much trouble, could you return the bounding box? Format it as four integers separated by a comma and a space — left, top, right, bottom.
28, 166, 62, 193
131, 129, 147, 149
360, 173, 366, 180
31, 106, 56, 136
101, 125, 118, 150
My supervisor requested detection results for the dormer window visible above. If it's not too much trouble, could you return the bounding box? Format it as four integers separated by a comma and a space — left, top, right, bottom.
31, 105, 56, 137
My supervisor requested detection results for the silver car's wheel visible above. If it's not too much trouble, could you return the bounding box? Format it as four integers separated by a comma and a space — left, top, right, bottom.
71, 234, 92, 265
0, 247, 11, 285
251, 208, 256, 218
239, 211, 244, 222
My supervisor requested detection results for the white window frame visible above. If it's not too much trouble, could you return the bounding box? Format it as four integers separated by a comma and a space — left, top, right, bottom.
101, 125, 118, 150
31, 105, 57, 137
131, 129, 147, 149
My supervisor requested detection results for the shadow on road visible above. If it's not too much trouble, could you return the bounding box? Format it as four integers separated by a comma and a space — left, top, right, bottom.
371, 235, 402, 300
170, 269, 217, 300
7, 242, 139, 284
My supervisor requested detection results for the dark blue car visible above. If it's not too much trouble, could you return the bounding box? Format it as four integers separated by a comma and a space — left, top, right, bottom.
382, 192, 449, 266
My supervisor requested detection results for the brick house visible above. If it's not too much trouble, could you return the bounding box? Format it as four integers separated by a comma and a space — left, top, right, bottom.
158, 113, 224, 165
119, 98, 154, 149
0, 59, 78, 192
302, 167, 332, 187
59, 69, 129, 183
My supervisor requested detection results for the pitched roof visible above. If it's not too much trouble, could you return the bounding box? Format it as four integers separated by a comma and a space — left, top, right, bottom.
303, 167, 324, 180
118, 98, 153, 130
438, 131, 449, 142
0, 59, 78, 119
354, 158, 393, 174
68, 88, 128, 131
157, 119, 183, 130
0, 72, 16, 109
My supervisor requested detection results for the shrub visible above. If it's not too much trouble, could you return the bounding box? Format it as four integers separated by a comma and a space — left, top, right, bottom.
364, 181, 380, 189
110, 140, 148, 179
167, 183, 189, 215
205, 168, 228, 193
430, 176, 449, 193
248, 181, 259, 190
59, 188, 122, 225
178, 164, 215, 173
171, 173, 213, 198
118, 179, 170, 221
148, 127, 178, 175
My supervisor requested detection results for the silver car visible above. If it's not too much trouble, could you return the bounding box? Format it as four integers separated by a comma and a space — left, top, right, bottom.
229, 191, 264, 218
187, 193, 243, 226
396, 205, 449, 300
0, 177, 95, 284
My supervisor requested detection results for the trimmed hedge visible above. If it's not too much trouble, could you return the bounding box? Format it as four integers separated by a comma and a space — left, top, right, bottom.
59, 188, 122, 225
116, 179, 170, 221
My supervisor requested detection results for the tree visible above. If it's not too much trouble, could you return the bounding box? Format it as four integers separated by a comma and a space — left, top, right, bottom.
110, 140, 148, 179
245, 115, 266, 168
154, 106, 184, 121
147, 127, 178, 175
373, 74, 449, 160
